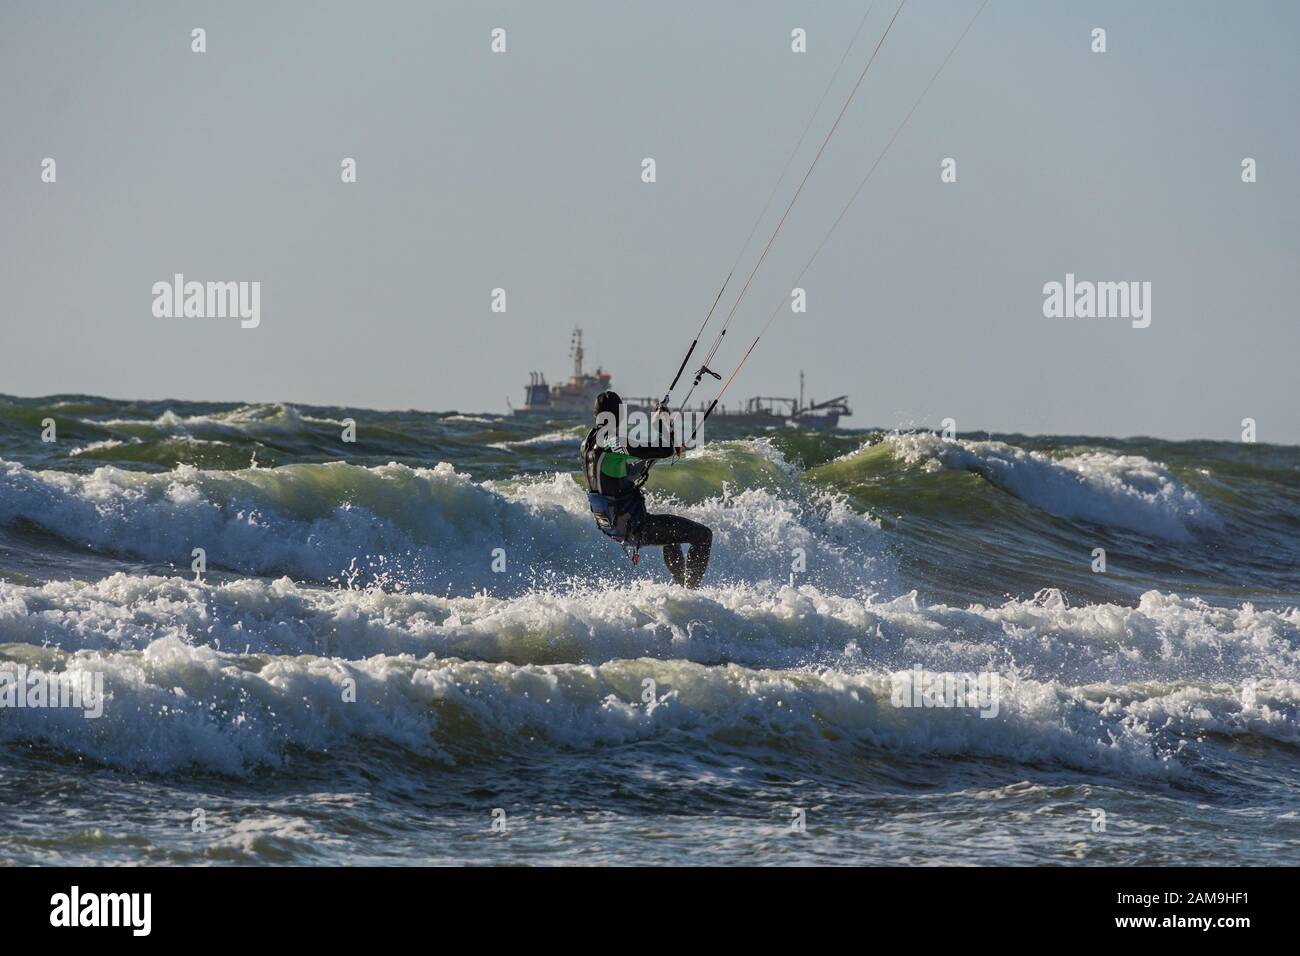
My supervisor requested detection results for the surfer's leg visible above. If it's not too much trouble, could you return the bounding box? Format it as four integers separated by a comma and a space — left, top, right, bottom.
662, 542, 687, 585
638, 514, 712, 588
683, 522, 711, 589
638, 513, 686, 584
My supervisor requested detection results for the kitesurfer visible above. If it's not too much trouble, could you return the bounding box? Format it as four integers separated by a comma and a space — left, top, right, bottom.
581, 390, 712, 587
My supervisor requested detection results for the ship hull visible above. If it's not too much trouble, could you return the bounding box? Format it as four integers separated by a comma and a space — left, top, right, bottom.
708, 413, 842, 430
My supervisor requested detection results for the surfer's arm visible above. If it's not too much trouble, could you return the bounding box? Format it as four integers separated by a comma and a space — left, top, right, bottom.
624, 441, 675, 460
606, 434, 675, 461
623, 417, 678, 460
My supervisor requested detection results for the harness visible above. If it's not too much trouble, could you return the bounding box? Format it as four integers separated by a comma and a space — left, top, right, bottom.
583, 429, 648, 566
587, 490, 647, 547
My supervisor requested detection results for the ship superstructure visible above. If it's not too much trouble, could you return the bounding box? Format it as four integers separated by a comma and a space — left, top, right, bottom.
511, 328, 612, 418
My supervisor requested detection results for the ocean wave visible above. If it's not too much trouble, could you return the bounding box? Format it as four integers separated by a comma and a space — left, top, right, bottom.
4, 570, 1294, 681
2, 634, 1294, 776
882, 433, 1218, 541
488, 427, 582, 450
68, 435, 267, 470
94, 403, 343, 441
68, 438, 131, 457
0, 449, 888, 595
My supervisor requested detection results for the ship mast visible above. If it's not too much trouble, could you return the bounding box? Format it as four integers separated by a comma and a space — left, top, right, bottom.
570, 327, 584, 383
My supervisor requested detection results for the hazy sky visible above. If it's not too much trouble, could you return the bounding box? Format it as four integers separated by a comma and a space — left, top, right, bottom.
2, 0, 1297, 442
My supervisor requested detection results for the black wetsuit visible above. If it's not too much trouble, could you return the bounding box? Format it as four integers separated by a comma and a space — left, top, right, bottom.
581, 427, 713, 588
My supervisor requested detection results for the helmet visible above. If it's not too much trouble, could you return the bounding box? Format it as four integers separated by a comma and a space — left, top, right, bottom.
593, 390, 622, 419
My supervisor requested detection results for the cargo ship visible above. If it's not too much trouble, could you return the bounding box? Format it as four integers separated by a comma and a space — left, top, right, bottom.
511, 329, 850, 429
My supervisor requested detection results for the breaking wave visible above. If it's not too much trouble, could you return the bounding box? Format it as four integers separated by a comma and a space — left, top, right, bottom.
0, 447, 888, 596
864, 433, 1219, 542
